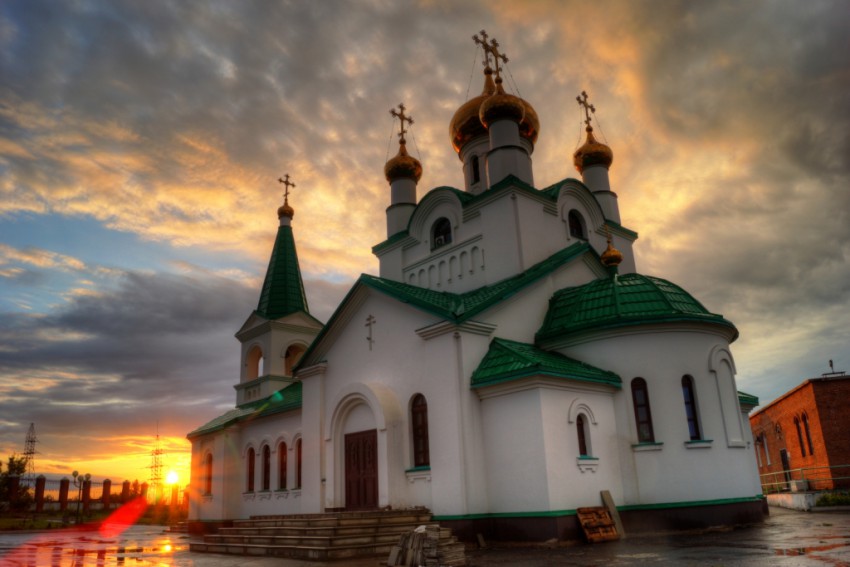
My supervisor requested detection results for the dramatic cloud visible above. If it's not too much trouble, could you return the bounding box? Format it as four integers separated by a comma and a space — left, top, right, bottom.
0, 0, 847, 480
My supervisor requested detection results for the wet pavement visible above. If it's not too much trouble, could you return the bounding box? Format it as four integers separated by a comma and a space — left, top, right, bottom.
0, 506, 847, 566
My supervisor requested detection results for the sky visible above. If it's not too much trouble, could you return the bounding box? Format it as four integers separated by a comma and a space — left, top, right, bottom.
0, 0, 848, 486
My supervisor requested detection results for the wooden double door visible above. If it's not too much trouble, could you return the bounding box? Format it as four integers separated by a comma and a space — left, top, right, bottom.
344, 429, 378, 510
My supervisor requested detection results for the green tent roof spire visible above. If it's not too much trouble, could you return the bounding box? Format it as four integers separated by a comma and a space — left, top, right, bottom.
256, 192, 309, 319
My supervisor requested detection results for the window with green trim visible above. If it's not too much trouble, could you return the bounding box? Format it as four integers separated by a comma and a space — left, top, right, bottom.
278, 441, 288, 490
412, 394, 430, 467
577, 414, 590, 456
681, 375, 701, 441
631, 378, 655, 443
246, 447, 256, 492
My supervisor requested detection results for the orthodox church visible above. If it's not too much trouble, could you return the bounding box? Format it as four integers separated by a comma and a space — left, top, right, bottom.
187, 34, 765, 539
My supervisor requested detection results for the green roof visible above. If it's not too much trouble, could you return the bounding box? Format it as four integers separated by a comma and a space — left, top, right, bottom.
737, 391, 759, 407
298, 243, 594, 370
537, 273, 738, 342
471, 338, 621, 389
365, 242, 591, 323
187, 381, 303, 438
256, 225, 309, 319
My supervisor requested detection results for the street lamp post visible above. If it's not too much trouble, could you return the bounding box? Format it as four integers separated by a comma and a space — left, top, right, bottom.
72, 470, 90, 524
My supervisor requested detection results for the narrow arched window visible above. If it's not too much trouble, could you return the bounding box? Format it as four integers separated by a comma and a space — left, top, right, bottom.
411, 394, 430, 467
681, 375, 701, 440
576, 414, 589, 456
295, 439, 302, 488
246, 447, 255, 492
431, 218, 452, 250
262, 445, 271, 490
802, 413, 814, 455
631, 378, 655, 443
246, 346, 263, 380
568, 210, 586, 240
278, 442, 288, 490
284, 345, 306, 376
794, 417, 806, 457
204, 453, 213, 495
471, 155, 481, 184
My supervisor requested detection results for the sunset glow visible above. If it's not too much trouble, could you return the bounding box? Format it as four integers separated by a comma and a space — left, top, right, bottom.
1, 0, 847, 484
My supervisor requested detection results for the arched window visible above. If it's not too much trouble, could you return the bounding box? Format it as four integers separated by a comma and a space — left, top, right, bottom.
246, 346, 263, 380
631, 378, 655, 443
471, 155, 481, 184
246, 447, 256, 492
278, 442, 288, 490
262, 445, 271, 490
802, 413, 814, 455
284, 345, 306, 376
203, 453, 213, 495
794, 417, 806, 457
681, 375, 701, 440
431, 218, 452, 250
295, 439, 302, 488
576, 414, 590, 456
568, 210, 586, 240
411, 394, 430, 467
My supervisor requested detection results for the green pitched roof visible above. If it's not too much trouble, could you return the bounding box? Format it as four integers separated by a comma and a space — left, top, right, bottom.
537, 273, 737, 342
256, 224, 309, 319
471, 338, 621, 389
297, 243, 594, 370
187, 381, 303, 438
363, 242, 592, 323
737, 391, 759, 407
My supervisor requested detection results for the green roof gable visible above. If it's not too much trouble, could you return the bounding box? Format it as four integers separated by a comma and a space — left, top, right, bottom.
537, 273, 737, 342
256, 224, 309, 319
187, 381, 302, 438
471, 338, 621, 389
737, 391, 759, 407
297, 243, 595, 370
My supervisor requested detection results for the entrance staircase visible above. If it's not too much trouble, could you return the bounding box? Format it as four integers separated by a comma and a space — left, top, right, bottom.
190, 509, 452, 561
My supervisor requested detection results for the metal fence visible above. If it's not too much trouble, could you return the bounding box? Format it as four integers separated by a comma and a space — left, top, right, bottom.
760, 464, 850, 494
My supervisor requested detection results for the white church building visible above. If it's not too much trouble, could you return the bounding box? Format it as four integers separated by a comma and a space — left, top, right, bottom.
187, 35, 765, 540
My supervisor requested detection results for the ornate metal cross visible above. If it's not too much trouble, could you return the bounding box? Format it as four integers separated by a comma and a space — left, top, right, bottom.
365, 314, 377, 350
278, 174, 295, 202
389, 103, 414, 144
473, 30, 508, 79
576, 90, 596, 128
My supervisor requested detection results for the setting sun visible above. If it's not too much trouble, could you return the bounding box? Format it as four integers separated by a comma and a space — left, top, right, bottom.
166, 470, 179, 485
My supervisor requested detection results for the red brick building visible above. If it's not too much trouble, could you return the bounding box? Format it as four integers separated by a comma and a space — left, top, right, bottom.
749, 373, 850, 492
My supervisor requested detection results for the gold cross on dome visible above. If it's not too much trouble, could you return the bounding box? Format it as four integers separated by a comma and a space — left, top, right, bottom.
473, 30, 508, 79
389, 103, 414, 144
278, 174, 295, 203
576, 90, 596, 129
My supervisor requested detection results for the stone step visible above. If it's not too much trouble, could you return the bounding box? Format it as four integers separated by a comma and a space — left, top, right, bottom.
216, 521, 437, 539
235, 513, 431, 529
189, 540, 397, 561
206, 530, 408, 548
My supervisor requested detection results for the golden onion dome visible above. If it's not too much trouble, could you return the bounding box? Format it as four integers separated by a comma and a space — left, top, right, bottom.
479, 80, 525, 128
384, 141, 422, 183
449, 68, 539, 155
573, 126, 613, 174
600, 239, 623, 268
277, 201, 294, 219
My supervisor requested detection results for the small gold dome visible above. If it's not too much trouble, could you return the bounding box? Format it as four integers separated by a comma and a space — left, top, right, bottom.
277, 201, 294, 219
449, 68, 538, 154
573, 126, 613, 174
601, 239, 623, 268
384, 141, 423, 183
479, 80, 525, 128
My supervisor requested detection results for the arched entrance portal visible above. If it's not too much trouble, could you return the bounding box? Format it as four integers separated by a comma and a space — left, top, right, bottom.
342, 402, 378, 510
